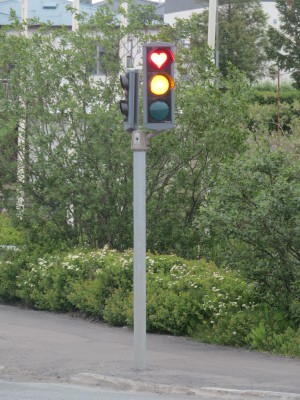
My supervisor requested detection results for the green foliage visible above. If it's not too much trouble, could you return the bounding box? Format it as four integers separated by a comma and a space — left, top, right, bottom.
164, 0, 268, 81
0, 4, 252, 258
252, 90, 300, 105
1, 246, 299, 356
103, 287, 132, 326
267, 0, 300, 89
248, 103, 300, 142
16, 250, 91, 311
0, 252, 28, 302
0, 0, 299, 359
247, 316, 300, 357
249, 84, 300, 140
196, 149, 300, 318
217, 0, 268, 81
0, 214, 25, 246
0, 7, 134, 250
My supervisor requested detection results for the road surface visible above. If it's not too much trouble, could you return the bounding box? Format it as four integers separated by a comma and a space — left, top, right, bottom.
1, 380, 227, 400
0, 304, 300, 399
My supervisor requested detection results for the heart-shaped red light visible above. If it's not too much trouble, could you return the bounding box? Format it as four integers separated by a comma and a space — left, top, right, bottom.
150, 52, 168, 69
148, 48, 174, 70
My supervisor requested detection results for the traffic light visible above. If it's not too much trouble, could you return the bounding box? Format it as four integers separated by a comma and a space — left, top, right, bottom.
143, 42, 175, 131
119, 69, 139, 132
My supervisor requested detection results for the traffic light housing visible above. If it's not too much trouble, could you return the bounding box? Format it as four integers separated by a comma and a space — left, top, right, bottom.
143, 42, 175, 131
120, 69, 139, 132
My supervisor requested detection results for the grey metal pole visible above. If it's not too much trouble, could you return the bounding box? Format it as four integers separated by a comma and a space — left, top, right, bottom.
132, 132, 147, 370
208, 0, 217, 50
72, 0, 79, 31
21, 0, 28, 37
215, 0, 219, 69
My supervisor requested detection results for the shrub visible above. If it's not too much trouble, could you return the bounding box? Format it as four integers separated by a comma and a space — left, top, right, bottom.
103, 288, 132, 326
252, 90, 300, 105
1, 245, 299, 357
0, 253, 28, 302
0, 214, 25, 246
16, 252, 90, 310
146, 256, 259, 339
197, 150, 300, 318
247, 323, 300, 357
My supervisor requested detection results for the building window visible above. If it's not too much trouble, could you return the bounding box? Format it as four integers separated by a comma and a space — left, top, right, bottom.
88, 45, 105, 76
89, 44, 119, 76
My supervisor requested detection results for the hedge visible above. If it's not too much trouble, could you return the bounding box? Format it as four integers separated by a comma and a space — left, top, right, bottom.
0, 246, 299, 356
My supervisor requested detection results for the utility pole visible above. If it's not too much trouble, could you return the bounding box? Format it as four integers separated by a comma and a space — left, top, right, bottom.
132, 131, 147, 370
215, 0, 219, 69
72, 0, 79, 31
208, 0, 217, 50
21, 0, 28, 37
208, 0, 219, 69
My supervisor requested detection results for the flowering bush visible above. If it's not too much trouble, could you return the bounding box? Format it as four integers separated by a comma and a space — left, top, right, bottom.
0, 246, 298, 355
16, 251, 92, 310
145, 256, 258, 341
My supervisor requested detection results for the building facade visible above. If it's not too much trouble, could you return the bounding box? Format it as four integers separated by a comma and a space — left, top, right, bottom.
0, 0, 164, 28
163, 0, 280, 28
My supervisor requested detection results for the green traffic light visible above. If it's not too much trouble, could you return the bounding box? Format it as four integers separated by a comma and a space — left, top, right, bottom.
149, 100, 170, 122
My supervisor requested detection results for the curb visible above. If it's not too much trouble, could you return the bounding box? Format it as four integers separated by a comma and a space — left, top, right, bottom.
71, 373, 300, 399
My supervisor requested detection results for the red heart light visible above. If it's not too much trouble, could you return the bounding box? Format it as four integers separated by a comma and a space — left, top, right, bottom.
150, 52, 168, 69
148, 48, 174, 70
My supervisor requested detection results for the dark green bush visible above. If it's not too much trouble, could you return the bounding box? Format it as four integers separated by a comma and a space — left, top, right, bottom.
252, 90, 300, 105
0, 253, 28, 302
0, 214, 25, 247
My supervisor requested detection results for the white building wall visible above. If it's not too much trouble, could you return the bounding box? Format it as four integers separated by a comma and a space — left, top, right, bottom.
164, 8, 203, 25
261, 1, 280, 28
164, 1, 280, 29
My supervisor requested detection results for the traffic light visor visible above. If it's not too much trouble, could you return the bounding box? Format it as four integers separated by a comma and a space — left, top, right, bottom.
148, 48, 174, 70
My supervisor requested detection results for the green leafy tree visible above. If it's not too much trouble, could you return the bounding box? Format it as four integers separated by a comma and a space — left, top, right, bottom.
0, 7, 136, 249
196, 149, 300, 319
163, 0, 268, 81
0, 4, 251, 256
267, 0, 300, 89
217, 0, 268, 80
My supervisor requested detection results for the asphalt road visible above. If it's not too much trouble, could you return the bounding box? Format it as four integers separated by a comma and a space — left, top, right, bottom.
0, 381, 223, 400
1, 304, 300, 399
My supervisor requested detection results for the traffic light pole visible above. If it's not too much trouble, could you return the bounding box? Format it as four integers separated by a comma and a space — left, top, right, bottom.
120, 67, 147, 369
120, 45, 175, 370
132, 131, 148, 370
